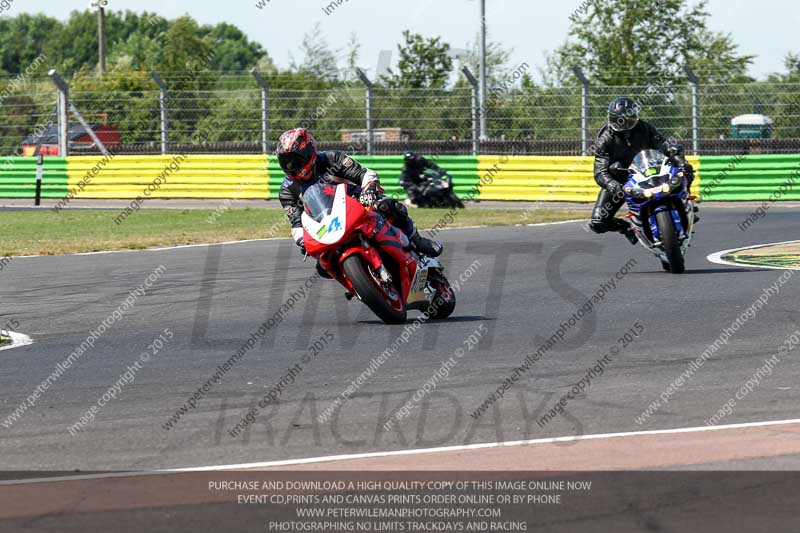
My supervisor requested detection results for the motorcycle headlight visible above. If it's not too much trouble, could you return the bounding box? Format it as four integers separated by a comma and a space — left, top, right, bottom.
625, 186, 645, 200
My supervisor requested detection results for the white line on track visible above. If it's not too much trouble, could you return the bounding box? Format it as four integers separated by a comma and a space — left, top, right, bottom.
0, 331, 33, 352
2, 417, 799, 486
707, 239, 800, 271
523, 219, 585, 228
5, 220, 585, 261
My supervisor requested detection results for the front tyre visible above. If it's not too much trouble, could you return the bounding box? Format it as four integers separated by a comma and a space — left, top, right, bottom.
449, 193, 465, 209
656, 209, 685, 274
342, 255, 407, 324
425, 273, 456, 320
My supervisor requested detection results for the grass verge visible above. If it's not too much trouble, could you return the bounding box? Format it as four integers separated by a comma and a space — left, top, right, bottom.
0, 207, 585, 257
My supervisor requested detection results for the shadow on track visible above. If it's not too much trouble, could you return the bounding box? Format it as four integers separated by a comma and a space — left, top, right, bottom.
357, 316, 493, 325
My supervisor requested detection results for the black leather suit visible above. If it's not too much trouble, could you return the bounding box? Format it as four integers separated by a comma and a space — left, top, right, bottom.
589, 120, 694, 234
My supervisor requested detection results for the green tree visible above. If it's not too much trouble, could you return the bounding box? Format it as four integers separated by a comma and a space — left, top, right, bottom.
0, 14, 60, 73
162, 16, 213, 74
199, 22, 266, 72
546, 0, 753, 86
784, 53, 800, 77
458, 31, 512, 86
291, 23, 340, 81
109, 32, 164, 70
343, 32, 361, 79
383, 31, 453, 89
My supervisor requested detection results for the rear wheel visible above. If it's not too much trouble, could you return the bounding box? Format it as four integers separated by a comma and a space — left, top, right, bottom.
342, 255, 407, 324
655, 209, 685, 274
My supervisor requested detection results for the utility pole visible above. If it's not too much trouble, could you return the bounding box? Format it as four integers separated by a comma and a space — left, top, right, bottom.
479, 0, 488, 140
90, 0, 109, 77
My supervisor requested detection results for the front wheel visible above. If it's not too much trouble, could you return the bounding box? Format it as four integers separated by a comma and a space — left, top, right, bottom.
655, 209, 685, 274
448, 193, 465, 209
425, 273, 456, 320
342, 255, 407, 324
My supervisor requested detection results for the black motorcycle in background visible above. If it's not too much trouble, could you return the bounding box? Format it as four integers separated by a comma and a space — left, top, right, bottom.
400, 168, 465, 209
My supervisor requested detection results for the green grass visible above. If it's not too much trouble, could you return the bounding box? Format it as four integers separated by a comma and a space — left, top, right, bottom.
0, 207, 585, 257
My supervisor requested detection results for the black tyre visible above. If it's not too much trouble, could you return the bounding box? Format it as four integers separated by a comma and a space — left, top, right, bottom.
342, 255, 407, 324
449, 193, 465, 209
425, 274, 456, 320
656, 209, 685, 274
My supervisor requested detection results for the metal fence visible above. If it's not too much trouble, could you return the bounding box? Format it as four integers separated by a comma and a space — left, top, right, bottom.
1, 69, 799, 157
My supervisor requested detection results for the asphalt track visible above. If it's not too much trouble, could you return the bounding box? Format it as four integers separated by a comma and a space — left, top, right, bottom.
1, 205, 800, 530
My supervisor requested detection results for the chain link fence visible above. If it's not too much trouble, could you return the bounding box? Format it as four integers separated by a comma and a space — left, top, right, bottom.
2, 70, 799, 157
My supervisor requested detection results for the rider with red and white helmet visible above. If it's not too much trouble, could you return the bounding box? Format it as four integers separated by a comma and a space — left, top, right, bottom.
276, 128, 443, 258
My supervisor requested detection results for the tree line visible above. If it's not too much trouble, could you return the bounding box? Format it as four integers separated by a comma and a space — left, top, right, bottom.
0, 1, 797, 152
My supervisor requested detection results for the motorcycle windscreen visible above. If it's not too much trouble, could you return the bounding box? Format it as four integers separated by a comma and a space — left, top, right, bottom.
301, 182, 348, 245
303, 182, 338, 222
630, 149, 667, 180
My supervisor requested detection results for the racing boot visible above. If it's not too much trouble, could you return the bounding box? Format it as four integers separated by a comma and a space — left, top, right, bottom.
410, 230, 443, 258
609, 217, 637, 245
621, 226, 638, 245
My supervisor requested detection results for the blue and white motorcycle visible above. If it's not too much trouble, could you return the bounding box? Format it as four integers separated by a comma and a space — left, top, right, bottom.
618, 149, 697, 274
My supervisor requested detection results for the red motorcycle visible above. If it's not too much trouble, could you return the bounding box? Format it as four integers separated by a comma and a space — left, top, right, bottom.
301, 181, 456, 324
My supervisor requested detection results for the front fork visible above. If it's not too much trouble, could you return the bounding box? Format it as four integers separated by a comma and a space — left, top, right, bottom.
628, 198, 696, 253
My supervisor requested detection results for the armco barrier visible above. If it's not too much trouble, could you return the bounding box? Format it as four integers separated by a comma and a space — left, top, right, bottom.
698, 154, 800, 201
7, 153, 800, 202
0, 157, 68, 198
267, 155, 479, 200
476, 155, 701, 202
65, 155, 269, 199
476, 156, 596, 202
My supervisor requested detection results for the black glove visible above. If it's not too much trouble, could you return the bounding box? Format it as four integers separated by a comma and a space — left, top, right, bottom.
669, 155, 686, 168
605, 180, 624, 198
295, 237, 307, 257
375, 196, 394, 215
666, 145, 686, 168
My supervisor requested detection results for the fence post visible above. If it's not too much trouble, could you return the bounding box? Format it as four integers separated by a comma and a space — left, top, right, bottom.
572, 67, 590, 156
34, 154, 43, 206
355, 68, 373, 156
684, 65, 701, 155
251, 68, 270, 154
48, 70, 69, 157
150, 70, 169, 154
462, 66, 480, 155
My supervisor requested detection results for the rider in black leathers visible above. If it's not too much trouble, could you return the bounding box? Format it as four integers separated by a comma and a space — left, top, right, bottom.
276, 129, 443, 262
399, 152, 449, 206
590, 97, 695, 243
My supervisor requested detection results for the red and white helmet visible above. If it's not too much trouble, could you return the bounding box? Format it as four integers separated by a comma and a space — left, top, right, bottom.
276, 128, 317, 181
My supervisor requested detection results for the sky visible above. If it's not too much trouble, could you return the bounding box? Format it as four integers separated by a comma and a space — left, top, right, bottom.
3, 0, 798, 80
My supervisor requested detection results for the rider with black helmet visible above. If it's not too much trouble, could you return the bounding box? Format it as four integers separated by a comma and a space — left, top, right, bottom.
399, 152, 449, 206
276, 129, 443, 260
590, 97, 696, 243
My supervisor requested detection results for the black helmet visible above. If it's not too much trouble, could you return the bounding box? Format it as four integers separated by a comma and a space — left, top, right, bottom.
404, 151, 418, 163
608, 97, 640, 132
